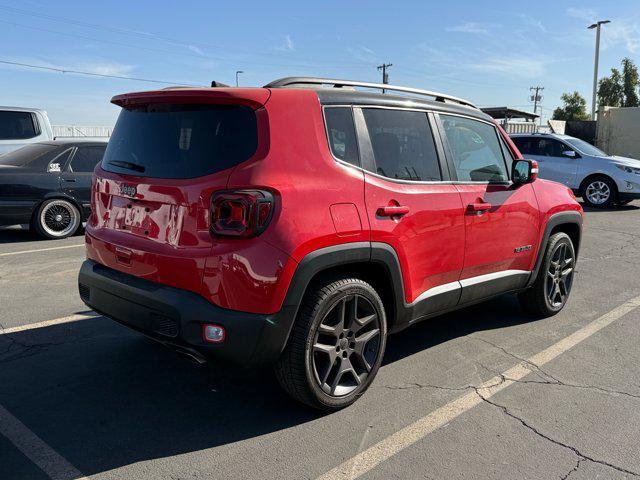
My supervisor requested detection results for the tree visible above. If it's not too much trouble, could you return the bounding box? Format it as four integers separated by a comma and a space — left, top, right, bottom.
597, 57, 639, 108
622, 57, 639, 107
598, 68, 624, 108
552, 91, 590, 121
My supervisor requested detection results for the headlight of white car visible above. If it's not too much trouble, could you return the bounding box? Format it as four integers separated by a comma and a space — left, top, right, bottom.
615, 164, 640, 175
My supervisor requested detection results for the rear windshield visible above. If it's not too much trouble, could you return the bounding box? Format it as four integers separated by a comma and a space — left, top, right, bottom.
0, 143, 58, 167
102, 104, 258, 179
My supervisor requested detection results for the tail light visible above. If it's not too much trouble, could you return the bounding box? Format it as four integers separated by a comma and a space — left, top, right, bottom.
211, 189, 275, 237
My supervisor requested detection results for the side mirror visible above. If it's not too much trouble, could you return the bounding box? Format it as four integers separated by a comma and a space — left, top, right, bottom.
512, 159, 538, 185
563, 150, 577, 158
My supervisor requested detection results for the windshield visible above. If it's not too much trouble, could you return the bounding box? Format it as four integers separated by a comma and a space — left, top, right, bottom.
102, 104, 258, 179
0, 143, 58, 167
564, 137, 608, 157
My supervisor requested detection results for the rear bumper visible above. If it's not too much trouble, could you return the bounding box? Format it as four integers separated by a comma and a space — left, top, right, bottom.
78, 260, 296, 366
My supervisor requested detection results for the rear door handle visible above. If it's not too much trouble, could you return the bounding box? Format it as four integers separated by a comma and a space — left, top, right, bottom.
377, 205, 410, 217
469, 202, 492, 214
62, 177, 77, 183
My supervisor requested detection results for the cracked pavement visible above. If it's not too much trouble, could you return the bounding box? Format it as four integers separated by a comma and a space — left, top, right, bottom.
1, 203, 640, 480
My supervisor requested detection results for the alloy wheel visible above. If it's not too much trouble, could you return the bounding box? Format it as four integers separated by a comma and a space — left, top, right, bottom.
585, 180, 611, 205
546, 242, 574, 308
312, 294, 382, 397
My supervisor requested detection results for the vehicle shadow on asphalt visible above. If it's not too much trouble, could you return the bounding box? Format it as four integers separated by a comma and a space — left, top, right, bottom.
0, 295, 538, 476
579, 202, 640, 213
0, 228, 85, 244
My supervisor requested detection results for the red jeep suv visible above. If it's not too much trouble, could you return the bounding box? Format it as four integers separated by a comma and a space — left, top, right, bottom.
78, 77, 582, 410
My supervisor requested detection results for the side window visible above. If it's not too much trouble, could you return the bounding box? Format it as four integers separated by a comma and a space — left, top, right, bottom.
324, 107, 359, 166
536, 139, 566, 158
69, 146, 105, 173
362, 108, 441, 181
441, 115, 509, 182
512, 137, 536, 155
47, 149, 72, 173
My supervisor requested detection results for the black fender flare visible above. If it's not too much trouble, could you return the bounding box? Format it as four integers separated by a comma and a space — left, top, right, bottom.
526, 210, 583, 288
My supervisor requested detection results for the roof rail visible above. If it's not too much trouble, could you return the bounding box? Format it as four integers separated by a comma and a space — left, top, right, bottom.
264, 77, 477, 109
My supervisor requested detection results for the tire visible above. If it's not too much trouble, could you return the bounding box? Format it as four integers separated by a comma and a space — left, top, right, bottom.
518, 232, 576, 317
580, 176, 616, 208
275, 277, 387, 411
33, 199, 81, 239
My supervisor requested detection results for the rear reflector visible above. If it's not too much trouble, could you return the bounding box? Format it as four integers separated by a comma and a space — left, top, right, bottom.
202, 324, 226, 343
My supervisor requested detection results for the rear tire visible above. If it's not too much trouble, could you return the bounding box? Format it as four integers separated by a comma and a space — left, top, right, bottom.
580, 176, 616, 208
518, 232, 575, 317
275, 277, 387, 411
33, 199, 81, 239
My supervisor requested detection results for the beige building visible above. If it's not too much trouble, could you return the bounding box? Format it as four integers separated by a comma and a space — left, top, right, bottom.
597, 107, 640, 160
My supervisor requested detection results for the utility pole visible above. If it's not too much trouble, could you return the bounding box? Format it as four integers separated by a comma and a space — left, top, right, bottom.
588, 20, 611, 120
377, 63, 392, 93
235, 70, 244, 87
530, 86, 544, 127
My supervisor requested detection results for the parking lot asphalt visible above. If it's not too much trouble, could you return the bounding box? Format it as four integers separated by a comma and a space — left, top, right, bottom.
1, 202, 640, 480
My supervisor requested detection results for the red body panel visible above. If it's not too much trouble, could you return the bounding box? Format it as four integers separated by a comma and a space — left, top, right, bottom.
455, 183, 540, 278
363, 176, 465, 303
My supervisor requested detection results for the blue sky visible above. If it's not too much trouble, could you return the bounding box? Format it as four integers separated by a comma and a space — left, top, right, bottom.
0, 1, 638, 126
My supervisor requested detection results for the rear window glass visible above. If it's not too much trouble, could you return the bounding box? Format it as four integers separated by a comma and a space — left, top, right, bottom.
0, 144, 59, 168
102, 104, 258, 179
0, 111, 38, 140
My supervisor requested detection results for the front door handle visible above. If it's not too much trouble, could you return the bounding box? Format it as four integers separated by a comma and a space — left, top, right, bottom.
62, 177, 77, 183
377, 205, 410, 217
469, 202, 491, 214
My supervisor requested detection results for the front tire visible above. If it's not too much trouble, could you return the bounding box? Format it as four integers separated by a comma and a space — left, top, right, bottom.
581, 176, 616, 208
33, 199, 81, 239
275, 277, 387, 411
518, 232, 576, 317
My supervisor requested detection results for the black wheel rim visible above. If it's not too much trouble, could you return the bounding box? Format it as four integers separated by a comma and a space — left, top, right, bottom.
546, 243, 574, 308
312, 294, 381, 397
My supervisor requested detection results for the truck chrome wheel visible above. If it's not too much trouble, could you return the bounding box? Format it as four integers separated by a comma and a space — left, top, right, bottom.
37, 200, 80, 239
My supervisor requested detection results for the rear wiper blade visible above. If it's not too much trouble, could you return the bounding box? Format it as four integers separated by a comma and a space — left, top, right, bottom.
107, 160, 146, 173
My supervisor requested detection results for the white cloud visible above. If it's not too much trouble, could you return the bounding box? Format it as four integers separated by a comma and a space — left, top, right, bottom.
446, 22, 492, 35
81, 62, 133, 76
277, 34, 294, 51
604, 21, 640, 54
518, 14, 546, 32
188, 45, 204, 56
348, 45, 377, 63
567, 7, 598, 23
470, 55, 549, 78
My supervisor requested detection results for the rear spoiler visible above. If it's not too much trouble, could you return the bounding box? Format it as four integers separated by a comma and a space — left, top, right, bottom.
111, 88, 271, 110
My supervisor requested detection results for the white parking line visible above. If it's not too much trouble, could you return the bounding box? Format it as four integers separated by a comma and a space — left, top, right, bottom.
0, 313, 97, 335
0, 403, 89, 480
0, 244, 84, 257
317, 294, 640, 480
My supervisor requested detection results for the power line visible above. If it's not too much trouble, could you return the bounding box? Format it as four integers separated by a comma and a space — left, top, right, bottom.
0, 4, 375, 70
0, 59, 202, 86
